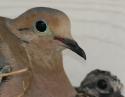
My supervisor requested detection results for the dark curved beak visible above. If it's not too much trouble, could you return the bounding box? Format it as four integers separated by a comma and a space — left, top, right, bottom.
54, 37, 86, 60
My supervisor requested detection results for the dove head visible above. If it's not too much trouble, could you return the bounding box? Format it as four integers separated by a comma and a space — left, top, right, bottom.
6, 7, 86, 60
76, 69, 124, 97
0, 7, 86, 97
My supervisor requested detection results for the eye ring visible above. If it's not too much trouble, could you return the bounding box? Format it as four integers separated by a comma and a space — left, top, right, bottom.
35, 20, 47, 32
97, 79, 108, 90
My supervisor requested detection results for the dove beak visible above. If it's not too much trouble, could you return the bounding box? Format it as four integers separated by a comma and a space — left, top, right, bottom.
54, 36, 86, 60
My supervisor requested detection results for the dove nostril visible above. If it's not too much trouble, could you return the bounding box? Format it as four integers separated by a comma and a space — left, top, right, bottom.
35, 20, 47, 32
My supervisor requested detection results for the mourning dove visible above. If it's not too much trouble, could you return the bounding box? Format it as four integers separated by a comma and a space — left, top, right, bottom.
0, 7, 86, 97
75, 69, 124, 97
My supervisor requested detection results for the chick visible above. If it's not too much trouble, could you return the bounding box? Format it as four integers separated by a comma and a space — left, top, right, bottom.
75, 69, 124, 97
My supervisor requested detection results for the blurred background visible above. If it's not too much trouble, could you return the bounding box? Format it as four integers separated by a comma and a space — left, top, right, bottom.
0, 0, 125, 95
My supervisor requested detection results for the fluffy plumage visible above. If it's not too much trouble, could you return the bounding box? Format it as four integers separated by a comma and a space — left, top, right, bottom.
76, 69, 124, 97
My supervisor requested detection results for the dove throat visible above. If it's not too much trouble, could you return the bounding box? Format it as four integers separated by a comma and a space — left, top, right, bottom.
23, 43, 77, 97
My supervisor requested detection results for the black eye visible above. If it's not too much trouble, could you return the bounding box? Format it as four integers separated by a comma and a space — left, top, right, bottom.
97, 79, 108, 90
35, 20, 47, 32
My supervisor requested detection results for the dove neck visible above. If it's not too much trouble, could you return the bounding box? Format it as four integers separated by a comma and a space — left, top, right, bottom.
25, 49, 76, 97
29, 49, 64, 74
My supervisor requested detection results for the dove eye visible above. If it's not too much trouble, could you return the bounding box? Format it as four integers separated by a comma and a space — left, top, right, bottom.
35, 20, 47, 32
97, 79, 108, 90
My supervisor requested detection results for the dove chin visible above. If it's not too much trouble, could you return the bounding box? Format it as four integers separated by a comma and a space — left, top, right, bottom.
54, 36, 86, 60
